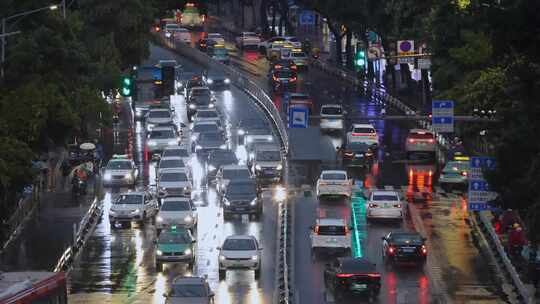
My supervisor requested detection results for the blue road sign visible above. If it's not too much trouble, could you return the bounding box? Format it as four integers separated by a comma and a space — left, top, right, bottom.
470, 156, 496, 179
289, 106, 308, 128
432, 100, 454, 109
469, 180, 489, 191
299, 11, 315, 26
432, 116, 454, 124
432, 100, 454, 133
468, 203, 489, 211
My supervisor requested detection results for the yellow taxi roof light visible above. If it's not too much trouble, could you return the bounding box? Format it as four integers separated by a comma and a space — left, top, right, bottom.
454, 156, 470, 161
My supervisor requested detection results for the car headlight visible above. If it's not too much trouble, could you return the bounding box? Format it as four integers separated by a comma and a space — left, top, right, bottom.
147, 123, 155, 129
184, 215, 193, 223
165, 32, 172, 38
131, 208, 141, 214
276, 164, 283, 170
184, 248, 192, 256
157, 250, 163, 255
156, 216, 163, 222
124, 173, 132, 179
209, 103, 215, 108
255, 165, 262, 171
189, 104, 196, 109
136, 110, 142, 117
148, 141, 157, 146
168, 140, 178, 145
109, 209, 116, 215
195, 145, 202, 150
191, 135, 197, 141
207, 79, 214, 84
220, 144, 227, 149
246, 137, 253, 143
267, 136, 273, 141
238, 129, 245, 136
104, 173, 112, 180
250, 198, 258, 206
219, 255, 226, 261
223, 198, 231, 206
251, 255, 259, 261
208, 165, 216, 171
224, 78, 231, 84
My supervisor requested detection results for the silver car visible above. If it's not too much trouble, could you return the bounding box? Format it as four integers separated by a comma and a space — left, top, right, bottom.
161, 146, 191, 165
165, 276, 214, 304
146, 108, 173, 131
157, 156, 187, 177
103, 155, 138, 187
157, 168, 192, 198
251, 144, 283, 182
320, 104, 346, 132
147, 126, 180, 157
108, 191, 158, 227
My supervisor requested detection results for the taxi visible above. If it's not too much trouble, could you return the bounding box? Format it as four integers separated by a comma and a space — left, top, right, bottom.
155, 226, 196, 271
282, 48, 309, 70
439, 155, 470, 191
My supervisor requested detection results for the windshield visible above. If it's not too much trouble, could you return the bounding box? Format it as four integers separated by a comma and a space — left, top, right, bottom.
159, 231, 190, 243
391, 234, 423, 244
194, 124, 218, 133
443, 162, 469, 173
244, 32, 257, 38
275, 70, 293, 78
149, 130, 175, 139
191, 88, 210, 96
160, 159, 185, 169
149, 111, 171, 119
166, 24, 181, 30
228, 183, 256, 195
292, 52, 306, 58
322, 107, 342, 115
318, 225, 346, 236
200, 133, 222, 142
197, 111, 218, 118
187, 80, 205, 87
256, 151, 280, 161
322, 173, 346, 180
160, 172, 188, 182
171, 284, 206, 297
372, 194, 399, 201
115, 194, 143, 205
210, 152, 237, 164
107, 160, 132, 170
353, 127, 375, 134
223, 169, 251, 180
409, 132, 434, 139
161, 200, 191, 211
223, 238, 256, 250
347, 142, 370, 152
163, 149, 189, 158
213, 48, 228, 55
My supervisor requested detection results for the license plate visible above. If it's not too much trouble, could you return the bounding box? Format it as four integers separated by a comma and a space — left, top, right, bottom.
352, 283, 367, 290
264, 170, 273, 174
383, 204, 391, 208
402, 248, 415, 253
236, 207, 246, 211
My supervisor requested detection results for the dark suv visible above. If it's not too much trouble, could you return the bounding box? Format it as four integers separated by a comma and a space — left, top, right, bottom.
222, 179, 262, 220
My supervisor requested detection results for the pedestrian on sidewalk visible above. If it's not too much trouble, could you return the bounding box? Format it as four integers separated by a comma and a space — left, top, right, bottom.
508, 223, 528, 258
501, 209, 520, 233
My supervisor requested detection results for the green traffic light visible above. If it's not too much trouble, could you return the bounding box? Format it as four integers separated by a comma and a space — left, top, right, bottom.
123, 77, 132, 86
359, 51, 365, 57
122, 87, 131, 96
356, 59, 365, 66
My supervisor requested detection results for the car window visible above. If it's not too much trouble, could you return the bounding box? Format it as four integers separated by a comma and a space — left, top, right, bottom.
223, 238, 256, 250
318, 225, 346, 235
107, 160, 132, 170
292, 52, 306, 57
149, 111, 171, 118
322, 173, 346, 180
228, 183, 256, 195
321, 107, 342, 115
275, 70, 294, 78
115, 195, 143, 205
353, 127, 375, 133
159, 159, 185, 169
372, 194, 399, 201
256, 150, 280, 161
200, 133, 221, 141
409, 132, 434, 139
347, 142, 370, 152
163, 149, 189, 158
193, 123, 218, 133
161, 200, 191, 211
210, 152, 237, 164
171, 284, 207, 297
160, 172, 188, 182
191, 88, 210, 96
159, 231, 190, 243
223, 169, 251, 180
149, 130, 175, 139
196, 111, 218, 118
244, 32, 257, 38
390, 234, 423, 245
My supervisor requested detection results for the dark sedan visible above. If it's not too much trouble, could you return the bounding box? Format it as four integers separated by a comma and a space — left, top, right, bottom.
324, 257, 381, 300
222, 179, 262, 220
206, 150, 238, 180
382, 232, 427, 266
193, 132, 227, 157
342, 142, 374, 167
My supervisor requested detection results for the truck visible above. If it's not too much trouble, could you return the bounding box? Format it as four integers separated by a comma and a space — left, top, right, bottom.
0, 271, 67, 304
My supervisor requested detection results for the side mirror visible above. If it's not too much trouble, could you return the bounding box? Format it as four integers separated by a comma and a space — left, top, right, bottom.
192, 239, 197, 243
162, 293, 168, 298
216, 246, 221, 250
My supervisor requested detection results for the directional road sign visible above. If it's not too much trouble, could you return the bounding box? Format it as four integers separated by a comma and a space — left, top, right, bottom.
469, 156, 496, 179
299, 10, 315, 26
468, 156, 497, 211
289, 106, 308, 128
432, 100, 454, 133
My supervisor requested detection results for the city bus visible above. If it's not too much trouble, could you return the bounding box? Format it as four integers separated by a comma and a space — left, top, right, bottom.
0, 271, 67, 304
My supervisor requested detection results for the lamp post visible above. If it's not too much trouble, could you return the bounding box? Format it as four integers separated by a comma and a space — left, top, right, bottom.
1, 4, 61, 77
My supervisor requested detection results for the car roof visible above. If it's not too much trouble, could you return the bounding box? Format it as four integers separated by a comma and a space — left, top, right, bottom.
194, 120, 218, 126
321, 170, 347, 175
409, 128, 432, 134
371, 190, 399, 196
159, 168, 188, 174
149, 108, 170, 112
222, 164, 249, 170
172, 276, 208, 285
225, 234, 257, 241
338, 257, 377, 273
162, 196, 191, 202
254, 143, 280, 151
119, 191, 145, 196
290, 93, 309, 98
160, 156, 184, 161
352, 123, 375, 128
150, 126, 175, 131
164, 146, 188, 151
229, 179, 256, 186
388, 231, 423, 238
317, 218, 346, 226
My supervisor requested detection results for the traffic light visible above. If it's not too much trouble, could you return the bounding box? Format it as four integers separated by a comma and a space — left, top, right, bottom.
355, 50, 366, 69
120, 76, 134, 97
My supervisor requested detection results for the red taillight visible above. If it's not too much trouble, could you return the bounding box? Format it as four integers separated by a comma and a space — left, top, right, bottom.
461, 171, 468, 177
388, 246, 395, 254
290, 77, 297, 82
314, 225, 320, 234
394, 204, 402, 208
367, 273, 381, 278
291, 65, 298, 70
336, 274, 355, 278
421, 245, 427, 255
155, 26, 160, 32
408, 138, 415, 143
428, 138, 435, 143
368, 203, 378, 208
275, 64, 283, 69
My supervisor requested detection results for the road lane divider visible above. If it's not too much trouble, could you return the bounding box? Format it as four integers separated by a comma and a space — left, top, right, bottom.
350, 183, 366, 258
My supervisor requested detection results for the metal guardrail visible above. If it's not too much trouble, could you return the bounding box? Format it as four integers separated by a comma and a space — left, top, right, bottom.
159, 36, 289, 155
275, 198, 292, 304
474, 211, 534, 303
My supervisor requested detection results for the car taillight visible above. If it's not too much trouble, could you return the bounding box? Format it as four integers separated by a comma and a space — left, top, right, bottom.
461, 171, 468, 176
408, 138, 415, 143
388, 246, 395, 254
428, 138, 435, 143
155, 26, 160, 32
275, 65, 282, 69
290, 77, 297, 82
314, 225, 320, 234
421, 245, 427, 255
367, 273, 381, 278
291, 65, 297, 70
394, 204, 402, 208
368, 203, 378, 208
336, 273, 355, 278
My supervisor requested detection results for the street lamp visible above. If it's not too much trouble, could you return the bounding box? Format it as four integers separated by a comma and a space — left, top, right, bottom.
1, 3, 64, 77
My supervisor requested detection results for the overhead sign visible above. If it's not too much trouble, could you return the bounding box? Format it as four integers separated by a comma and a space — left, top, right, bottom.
431, 100, 454, 133
397, 40, 415, 56
468, 156, 497, 211
367, 46, 382, 61
289, 106, 308, 128
417, 58, 431, 69
299, 10, 315, 26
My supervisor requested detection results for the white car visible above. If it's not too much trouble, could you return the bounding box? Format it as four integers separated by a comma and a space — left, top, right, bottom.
103, 155, 139, 187
161, 146, 191, 165
192, 109, 221, 125
258, 36, 285, 52
108, 191, 158, 227
218, 235, 262, 280
316, 170, 352, 200
207, 33, 225, 45
405, 129, 436, 156
157, 168, 192, 198
215, 164, 252, 193
164, 24, 191, 43
147, 126, 180, 155
156, 156, 186, 177
235, 32, 261, 49
146, 108, 173, 131
156, 197, 197, 233
319, 104, 346, 132
366, 190, 404, 221
310, 218, 352, 257
346, 123, 379, 148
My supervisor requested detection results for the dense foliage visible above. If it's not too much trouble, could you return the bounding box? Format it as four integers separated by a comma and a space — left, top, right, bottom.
0, 1, 156, 218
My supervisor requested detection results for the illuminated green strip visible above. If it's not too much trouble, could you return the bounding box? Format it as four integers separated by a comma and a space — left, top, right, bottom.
351, 185, 366, 258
